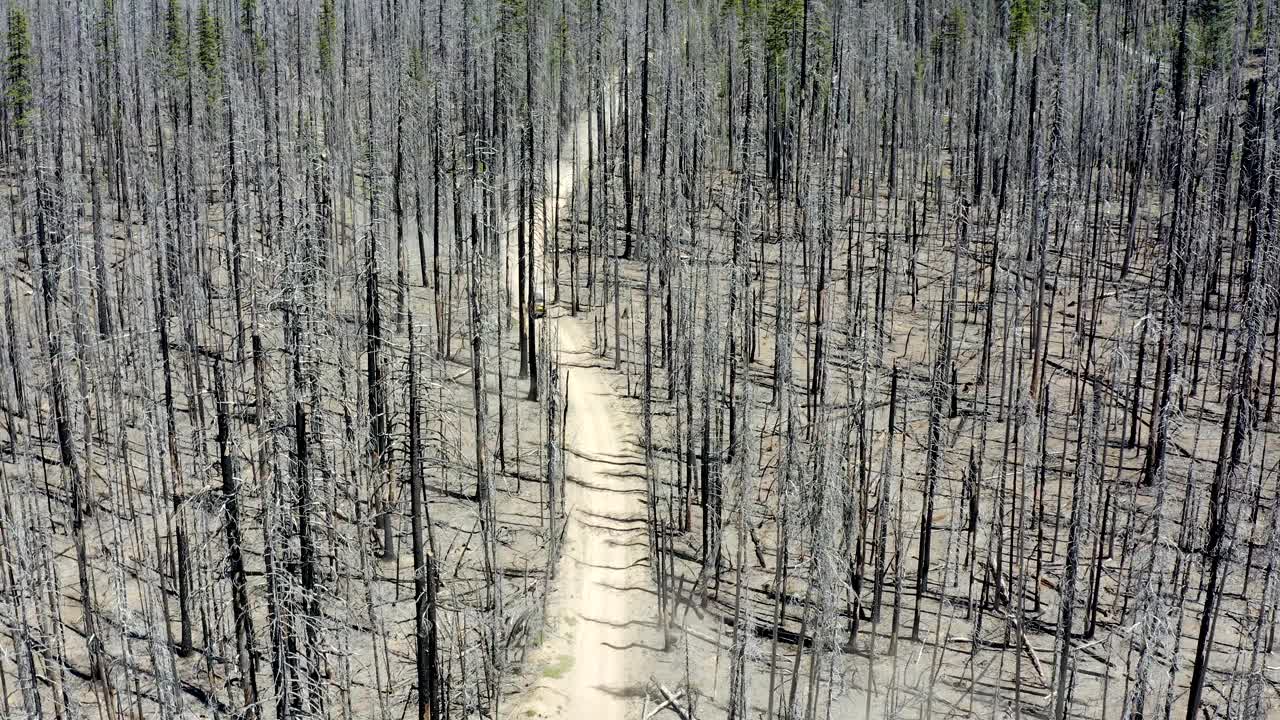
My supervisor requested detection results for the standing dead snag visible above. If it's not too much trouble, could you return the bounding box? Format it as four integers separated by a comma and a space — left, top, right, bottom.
545, 339, 565, 582
293, 398, 324, 716
465, 172, 501, 696
407, 322, 440, 720
914, 285, 954, 640
214, 361, 260, 717
41, 194, 108, 690
1053, 380, 1101, 720
155, 257, 195, 658
365, 70, 395, 564
524, 4, 540, 402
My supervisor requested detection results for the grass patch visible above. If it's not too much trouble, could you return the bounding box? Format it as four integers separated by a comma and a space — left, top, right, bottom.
542, 654, 574, 679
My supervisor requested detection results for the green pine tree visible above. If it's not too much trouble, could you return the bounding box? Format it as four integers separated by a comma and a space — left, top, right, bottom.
1193, 0, 1235, 70
408, 46, 424, 85
97, 0, 117, 61
196, 0, 222, 86
936, 6, 966, 57
764, 0, 802, 71
318, 0, 335, 74
239, 0, 266, 62
6, 4, 33, 130
165, 0, 188, 80
1009, 0, 1037, 49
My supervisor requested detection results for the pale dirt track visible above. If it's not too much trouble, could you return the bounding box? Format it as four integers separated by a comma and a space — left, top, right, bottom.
506, 99, 660, 718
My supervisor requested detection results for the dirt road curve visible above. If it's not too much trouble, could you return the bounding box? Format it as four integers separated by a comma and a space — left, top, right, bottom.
506, 103, 660, 718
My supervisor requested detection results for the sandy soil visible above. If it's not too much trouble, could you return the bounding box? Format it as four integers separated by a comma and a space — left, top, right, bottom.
505, 99, 662, 718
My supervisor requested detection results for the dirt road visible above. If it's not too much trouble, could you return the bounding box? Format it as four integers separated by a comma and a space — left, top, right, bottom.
506, 101, 661, 718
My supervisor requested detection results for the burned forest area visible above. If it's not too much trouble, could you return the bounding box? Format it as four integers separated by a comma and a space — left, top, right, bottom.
4, 0, 1280, 718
